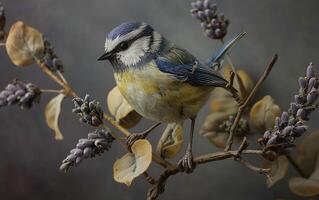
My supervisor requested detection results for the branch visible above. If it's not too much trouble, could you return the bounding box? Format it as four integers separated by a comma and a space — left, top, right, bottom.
147, 143, 265, 200
224, 54, 278, 151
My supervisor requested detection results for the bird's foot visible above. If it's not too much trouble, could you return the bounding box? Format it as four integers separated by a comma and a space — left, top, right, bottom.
126, 133, 146, 150
178, 151, 195, 173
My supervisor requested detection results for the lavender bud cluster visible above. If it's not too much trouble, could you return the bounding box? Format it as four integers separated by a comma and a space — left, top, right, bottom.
60, 129, 115, 172
42, 39, 64, 72
190, 0, 229, 39
0, 3, 5, 41
0, 80, 41, 109
219, 115, 249, 136
72, 94, 104, 127
261, 63, 319, 155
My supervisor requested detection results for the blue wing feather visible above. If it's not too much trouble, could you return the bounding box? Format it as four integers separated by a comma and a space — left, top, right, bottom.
155, 47, 228, 87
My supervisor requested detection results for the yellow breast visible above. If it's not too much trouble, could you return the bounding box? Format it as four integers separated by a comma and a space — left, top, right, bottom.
113, 65, 212, 123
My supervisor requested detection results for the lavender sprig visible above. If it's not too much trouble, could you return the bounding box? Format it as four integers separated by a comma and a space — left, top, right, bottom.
0, 2, 5, 41
261, 63, 319, 155
72, 94, 104, 127
190, 0, 229, 39
60, 129, 115, 172
0, 80, 41, 109
41, 38, 64, 72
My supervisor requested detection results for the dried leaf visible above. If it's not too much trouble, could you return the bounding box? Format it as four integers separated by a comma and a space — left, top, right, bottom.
201, 66, 253, 148
288, 131, 319, 197
113, 139, 152, 186
262, 155, 288, 187
107, 86, 142, 128
289, 154, 319, 197
5, 21, 44, 67
156, 123, 183, 159
249, 95, 281, 132
45, 94, 65, 140
295, 130, 319, 177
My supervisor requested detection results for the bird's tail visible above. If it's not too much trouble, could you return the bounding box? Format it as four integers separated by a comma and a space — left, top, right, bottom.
207, 32, 246, 70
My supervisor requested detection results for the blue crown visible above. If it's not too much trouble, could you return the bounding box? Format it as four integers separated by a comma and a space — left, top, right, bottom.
108, 22, 142, 40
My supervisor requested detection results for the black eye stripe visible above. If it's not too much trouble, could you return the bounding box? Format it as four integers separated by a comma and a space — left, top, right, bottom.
111, 26, 153, 54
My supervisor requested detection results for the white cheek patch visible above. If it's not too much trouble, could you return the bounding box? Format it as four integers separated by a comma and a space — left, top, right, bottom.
118, 36, 151, 66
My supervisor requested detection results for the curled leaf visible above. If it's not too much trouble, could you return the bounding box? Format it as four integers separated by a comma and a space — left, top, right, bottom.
45, 94, 65, 140
6, 21, 44, 67
113, 139, 152, 186
200, 112, 230, 148
289, 161, 319, 197
262, 155, 288, 188
156, 123, 183, 159
288, 130, 319, 197
249, 95, 281, 132
107, 86, 142, 128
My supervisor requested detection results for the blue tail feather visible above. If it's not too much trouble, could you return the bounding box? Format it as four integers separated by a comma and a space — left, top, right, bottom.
207, 32, 246, 69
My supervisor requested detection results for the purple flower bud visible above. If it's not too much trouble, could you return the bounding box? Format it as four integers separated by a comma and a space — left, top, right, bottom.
5, 84, 17, 92
296, 108, 307, 120
70, 148, 83, 157
293, 125, 307, 136
307, 90, 319, 104
1, 90, 11, 97
65, 154, 77, 162
290, 103, 299, 115
15, 89, 25, 97
281, 126, 293, 136
7, 94, 16, 104
306, 63, 314, 78
263, 131, 272, 139
197, 11, 206, 20
83, 147, 92, 158
274, 117, 281, 130
267, 135, 278, 145
191, 2, 197, 9
205, 29, 214, 37
280, 112, 289, 124
298, 77, 307, 89
195, 0, 204, 9
308, 77, 317, 90
204, 9, 213, 18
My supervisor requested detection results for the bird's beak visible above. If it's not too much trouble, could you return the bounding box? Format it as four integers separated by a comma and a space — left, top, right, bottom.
97, 52, 111, 61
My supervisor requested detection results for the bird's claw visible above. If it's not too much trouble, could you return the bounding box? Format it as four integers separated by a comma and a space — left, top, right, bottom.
126, 133, 146, 150
178, 151, 195, 173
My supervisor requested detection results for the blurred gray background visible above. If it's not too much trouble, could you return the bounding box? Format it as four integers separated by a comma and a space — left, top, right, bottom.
0, 0, 318, 199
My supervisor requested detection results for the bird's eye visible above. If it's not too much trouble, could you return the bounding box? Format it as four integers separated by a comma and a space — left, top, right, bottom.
118, 42, 129, 51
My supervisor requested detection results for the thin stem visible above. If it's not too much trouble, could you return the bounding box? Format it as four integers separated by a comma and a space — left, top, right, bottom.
224, 54, 278, 151
56, 70, 69, 84
220, 39, 244, 98
286, 154, 307, 178
40, 89, 63, 94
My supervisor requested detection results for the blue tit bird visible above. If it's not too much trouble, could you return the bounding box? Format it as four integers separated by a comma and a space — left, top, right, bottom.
98, 22, 245, 172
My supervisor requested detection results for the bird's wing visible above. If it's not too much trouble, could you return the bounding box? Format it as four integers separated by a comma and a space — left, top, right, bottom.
155, 46, 228, 87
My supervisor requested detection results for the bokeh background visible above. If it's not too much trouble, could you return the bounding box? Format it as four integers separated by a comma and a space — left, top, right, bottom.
0, 0, 319, 199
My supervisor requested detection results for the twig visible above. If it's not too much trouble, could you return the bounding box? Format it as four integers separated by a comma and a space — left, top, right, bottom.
143, 172, 156, 185
286, 154, 307, 178
40, 89, 63, 94
224, 54, 278, 151
147, 148, 265, 200
56, 70, 69, 84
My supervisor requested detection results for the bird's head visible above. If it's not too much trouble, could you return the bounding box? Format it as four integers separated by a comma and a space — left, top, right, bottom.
98, 22, 163, 68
